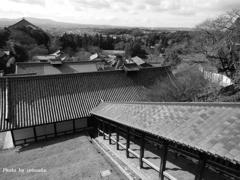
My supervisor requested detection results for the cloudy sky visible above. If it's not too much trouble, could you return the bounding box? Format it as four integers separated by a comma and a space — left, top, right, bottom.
0, 0, 240, 27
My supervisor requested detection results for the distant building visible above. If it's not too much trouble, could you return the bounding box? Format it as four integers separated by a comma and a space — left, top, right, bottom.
50, 50, 61, 57
124, 56, 152, 69
131, 56, 145, 66
32, 55, 58, 62
32, 50, 63, 62
8, 18, 40, 31
0, 50, 9, 59
123, 63, 140, 72
102, 50, 125, 56
89, 53, 99, 61
15, 61, 105, 75
0, 66, 171, 146
0, 65, 239, 179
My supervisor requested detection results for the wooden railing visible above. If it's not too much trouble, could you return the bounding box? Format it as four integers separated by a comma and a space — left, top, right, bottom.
97, 128, 177, 180
94, 117, 240, 180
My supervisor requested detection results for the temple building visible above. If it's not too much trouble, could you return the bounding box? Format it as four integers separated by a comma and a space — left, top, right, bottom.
0, 66, 239, 179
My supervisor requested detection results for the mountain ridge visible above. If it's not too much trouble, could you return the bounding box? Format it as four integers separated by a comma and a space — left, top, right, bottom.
0, 17, 194, 31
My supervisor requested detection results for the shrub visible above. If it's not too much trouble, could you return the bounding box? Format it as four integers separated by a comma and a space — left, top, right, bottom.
28, 45, 49, 59
163, 49, 182, 67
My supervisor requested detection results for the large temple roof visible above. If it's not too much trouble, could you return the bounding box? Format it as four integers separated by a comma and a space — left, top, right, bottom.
0, 67, 170, 131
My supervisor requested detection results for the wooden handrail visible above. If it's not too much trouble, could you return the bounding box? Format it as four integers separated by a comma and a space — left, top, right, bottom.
97, 128, 177, 180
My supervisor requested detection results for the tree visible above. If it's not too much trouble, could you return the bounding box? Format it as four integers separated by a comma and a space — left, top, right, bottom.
28, 45, 49, 59
10, 30, 36, 46
162, 49, 182, 67
114, 41, 125, 50
196, 9, 240, 84
131, 28, 144, 37
124, 42, 132, 58
17, 26, 50, 50
124, 41, 148, 59
0, 29, 10, 48
49, 36, 62, 53
146, 33, 160, 47
30, 29, 50, 50
131, 42, 148, 58
145, 66, 210, 102
11, 44, 29, 62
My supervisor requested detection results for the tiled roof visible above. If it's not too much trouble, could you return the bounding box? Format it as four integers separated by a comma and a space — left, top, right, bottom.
91, 102, 240, 164
16, 61, 104, 75
102, 50, 125, 56
0, 67, 170, 131
8, 19, 39, 31
131, 56, 145, 66
123, 64, 140, 72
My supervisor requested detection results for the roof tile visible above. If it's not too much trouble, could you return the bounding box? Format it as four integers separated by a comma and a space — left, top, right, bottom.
0, 67, 170, 131
91, 102, 240, 164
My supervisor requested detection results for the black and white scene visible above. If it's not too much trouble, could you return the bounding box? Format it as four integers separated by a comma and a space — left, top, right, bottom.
0, 0, 240, 179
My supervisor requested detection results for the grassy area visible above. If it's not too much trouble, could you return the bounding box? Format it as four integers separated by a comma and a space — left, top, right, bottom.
0, 133, 127, 180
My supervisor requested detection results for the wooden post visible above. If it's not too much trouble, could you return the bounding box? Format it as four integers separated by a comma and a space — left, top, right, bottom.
11, 130, 16, 147
109, 125, 112, 144
116, 127, 119, 150
126, 127, 130, 158
96, 120, 99, 137
159, 142, 168, 180
103, 122, 106, 140
33, 126, 37, 142
54, 123, 57, 137
195, 154, 206, 180
174, 152, 178, 159
139, 133, 145, 168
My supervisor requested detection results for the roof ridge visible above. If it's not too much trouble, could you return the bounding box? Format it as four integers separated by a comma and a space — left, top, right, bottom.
16, 60, 104, 65
1, 66, 169, 79
8, 18, 40, 30
99, 101, 240, 108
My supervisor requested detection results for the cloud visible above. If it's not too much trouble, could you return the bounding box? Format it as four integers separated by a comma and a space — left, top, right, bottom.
113, 0, 131, 5
9, 0, 45, 6
214, 0, 240, 11
144, 0, 161, 6
136, 4, 146, 10
141, 0, 240, 15
73, 0, 110, 10
1, 0, 240, 27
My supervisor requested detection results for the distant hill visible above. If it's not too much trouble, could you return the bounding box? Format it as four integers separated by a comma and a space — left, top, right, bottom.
0, 17, 124, 35
0, 17, 193, 35
0, 17, 109, 28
